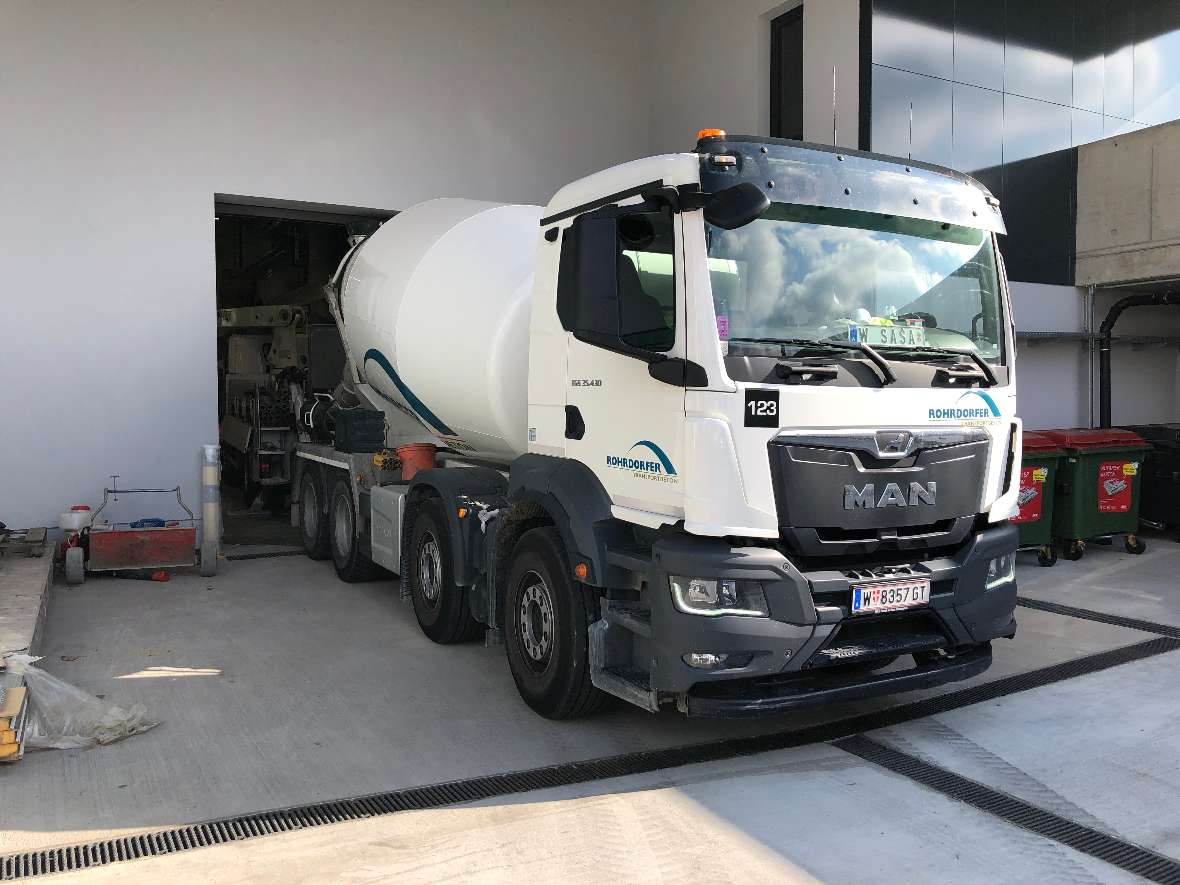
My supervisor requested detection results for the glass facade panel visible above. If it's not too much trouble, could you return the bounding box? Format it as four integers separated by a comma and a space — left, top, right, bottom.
952, 83, 1003, 195
1072, 107, 1104, 146
1073, 0, 1106, 112
872, 0, 952, 80
1005, 94, 1072, 163
870, 65, 952, 167
1135, 0, 1180, 125
1005, 0, 1074, 106
867, 0, 1180, 285
1105, 4, 1136, 119
953, 3, 1005, 91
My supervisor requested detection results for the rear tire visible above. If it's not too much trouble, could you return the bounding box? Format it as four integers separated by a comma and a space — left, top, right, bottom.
504, 527, 610, 719
408, 499, 482, 643
328, 477, 380, 582
299, 469, 331, 560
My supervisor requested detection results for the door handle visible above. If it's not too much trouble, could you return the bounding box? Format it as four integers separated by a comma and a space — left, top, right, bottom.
565, 405, 585, 440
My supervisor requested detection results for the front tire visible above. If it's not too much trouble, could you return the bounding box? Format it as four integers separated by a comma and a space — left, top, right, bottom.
504, 527, 609, 719
65, 546, 85, 585
299, 469, 331, 560
409, 499, 482, 643
328, 477, 380, 582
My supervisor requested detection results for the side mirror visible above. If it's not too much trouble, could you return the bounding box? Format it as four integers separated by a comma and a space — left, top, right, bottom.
703, 182, 770, 230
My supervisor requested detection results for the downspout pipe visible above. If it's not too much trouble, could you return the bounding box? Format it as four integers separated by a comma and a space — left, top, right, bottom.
1098, 292, 1180, 427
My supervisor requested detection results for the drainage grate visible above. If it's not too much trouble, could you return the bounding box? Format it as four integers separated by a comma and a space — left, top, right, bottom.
3, 635, 1178, 880
223, 550, 305, 562
1018, 596, 1180, 639
836, 734, 1180, 884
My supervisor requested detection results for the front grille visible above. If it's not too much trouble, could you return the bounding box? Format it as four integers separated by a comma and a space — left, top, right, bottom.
768, 427, 989, 558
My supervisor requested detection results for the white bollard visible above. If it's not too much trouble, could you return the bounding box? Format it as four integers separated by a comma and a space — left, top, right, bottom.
200, 444, 221, 576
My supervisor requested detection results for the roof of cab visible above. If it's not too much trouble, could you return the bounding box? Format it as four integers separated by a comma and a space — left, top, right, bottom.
540, 154, 699, 226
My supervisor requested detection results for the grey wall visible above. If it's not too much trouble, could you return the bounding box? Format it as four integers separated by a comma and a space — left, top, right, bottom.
0, 0, 654, 527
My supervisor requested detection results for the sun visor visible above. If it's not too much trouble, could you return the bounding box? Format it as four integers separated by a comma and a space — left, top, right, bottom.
698, 139, 1005, 235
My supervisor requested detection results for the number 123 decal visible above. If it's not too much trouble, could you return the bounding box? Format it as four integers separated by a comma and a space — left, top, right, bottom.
744, 389, 780, 427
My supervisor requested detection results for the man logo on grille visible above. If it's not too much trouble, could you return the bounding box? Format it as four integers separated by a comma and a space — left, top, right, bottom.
844, 481, 937, 509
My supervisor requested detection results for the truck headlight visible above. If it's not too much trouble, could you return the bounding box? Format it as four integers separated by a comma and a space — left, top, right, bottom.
669, 576, 769, 617
986, 553, 1016, 589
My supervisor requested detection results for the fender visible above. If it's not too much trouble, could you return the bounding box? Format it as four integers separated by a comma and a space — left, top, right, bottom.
403, 466, 507, 587
507, 454, 636, 588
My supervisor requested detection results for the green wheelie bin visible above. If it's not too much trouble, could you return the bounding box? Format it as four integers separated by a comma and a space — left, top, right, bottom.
1041, 428, 1151, 560
1012, 431, 1065, 567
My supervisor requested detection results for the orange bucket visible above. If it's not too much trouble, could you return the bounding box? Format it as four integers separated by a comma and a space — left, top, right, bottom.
397, 443, 437, 481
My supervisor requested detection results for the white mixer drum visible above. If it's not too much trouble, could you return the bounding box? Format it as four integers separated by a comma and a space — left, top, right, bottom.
341, 199, 543, 461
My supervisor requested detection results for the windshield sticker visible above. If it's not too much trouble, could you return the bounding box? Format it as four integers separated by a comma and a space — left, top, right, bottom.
928, 390, 1001, 423
716, 315, 729, 340
607, 441, 679, 485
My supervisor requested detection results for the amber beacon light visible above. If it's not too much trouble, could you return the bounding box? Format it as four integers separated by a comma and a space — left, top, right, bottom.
697, 128, 727, 140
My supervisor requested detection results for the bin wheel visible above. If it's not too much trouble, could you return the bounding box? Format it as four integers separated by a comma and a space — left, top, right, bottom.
1063, 539, 1086, 561
1037, 545, 1058, 567
65, 546, 85, 585
1125, 534, 1147, 555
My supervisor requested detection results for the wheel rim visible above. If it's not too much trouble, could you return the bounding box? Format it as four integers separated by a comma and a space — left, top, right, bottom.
517, 570, 555, 671
417, 532, 442, 605
333, 493, 352, 555
302, 484, 317, 536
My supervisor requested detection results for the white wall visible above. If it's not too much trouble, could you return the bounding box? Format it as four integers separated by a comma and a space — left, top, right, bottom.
1011, 281, 1180, 429
0, 0, 654, 527
647, 0, 860, 153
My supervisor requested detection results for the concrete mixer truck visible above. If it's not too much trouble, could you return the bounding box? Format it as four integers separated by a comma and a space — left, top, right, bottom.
290, 131, 1022, 719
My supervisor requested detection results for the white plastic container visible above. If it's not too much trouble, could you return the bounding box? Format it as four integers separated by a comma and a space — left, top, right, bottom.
341, 198, 542, 462
58, 505, 93, 533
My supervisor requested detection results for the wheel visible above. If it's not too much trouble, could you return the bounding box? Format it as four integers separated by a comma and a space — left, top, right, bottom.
408, 499, 482, 643
1125, 534, 1147, 555
298, 469, 331, 560
328, 477, 381, 582
64, 546, 85, 585
1063, 539, 1086, 561
1037, 544, 1058, 567
504, 527, 610, 719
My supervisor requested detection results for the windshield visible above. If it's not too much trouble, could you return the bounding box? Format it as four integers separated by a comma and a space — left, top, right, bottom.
705, 203, 1005, 361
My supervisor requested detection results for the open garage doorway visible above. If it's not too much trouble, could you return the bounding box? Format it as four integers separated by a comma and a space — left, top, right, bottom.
214, 195, 394, 547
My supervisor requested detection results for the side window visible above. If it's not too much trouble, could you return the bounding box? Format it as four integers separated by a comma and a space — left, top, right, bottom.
556, 203, 677, 355
618, 208, 676, 352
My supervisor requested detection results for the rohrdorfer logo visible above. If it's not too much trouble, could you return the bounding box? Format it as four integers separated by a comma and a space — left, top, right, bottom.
606, 440, 679, 484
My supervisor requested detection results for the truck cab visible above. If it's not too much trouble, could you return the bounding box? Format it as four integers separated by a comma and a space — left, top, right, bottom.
516, 134, 1019, 715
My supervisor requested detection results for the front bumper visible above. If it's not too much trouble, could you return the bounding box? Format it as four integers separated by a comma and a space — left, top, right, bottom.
685, 642, 992, 717
594, 522, 1017, 715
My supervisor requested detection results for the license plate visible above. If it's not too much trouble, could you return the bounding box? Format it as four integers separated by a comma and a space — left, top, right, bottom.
851, 579, 931, 614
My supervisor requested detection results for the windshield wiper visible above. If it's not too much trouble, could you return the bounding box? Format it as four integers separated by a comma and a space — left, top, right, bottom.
727, 336, 897, 386
884, 345, 998, 387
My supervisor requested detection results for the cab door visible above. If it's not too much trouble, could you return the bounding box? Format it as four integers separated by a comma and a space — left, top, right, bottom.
560, 202, 687, 519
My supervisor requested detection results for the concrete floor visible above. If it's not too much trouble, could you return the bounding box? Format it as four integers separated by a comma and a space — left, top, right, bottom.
2, 534, 1179, 881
